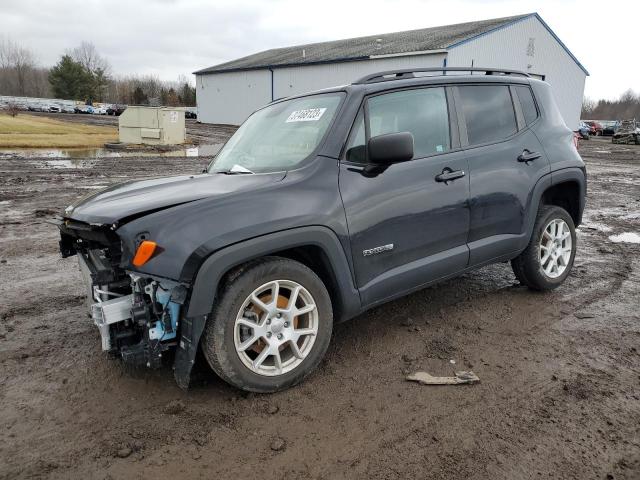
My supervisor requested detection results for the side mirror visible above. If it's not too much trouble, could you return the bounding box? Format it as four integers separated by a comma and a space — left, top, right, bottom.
367, 132, 414, 165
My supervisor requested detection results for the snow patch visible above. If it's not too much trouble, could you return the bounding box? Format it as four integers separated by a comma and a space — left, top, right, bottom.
609, 232, 640, 244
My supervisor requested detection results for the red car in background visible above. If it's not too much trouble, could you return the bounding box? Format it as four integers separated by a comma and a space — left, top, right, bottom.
584, 121, 603, 136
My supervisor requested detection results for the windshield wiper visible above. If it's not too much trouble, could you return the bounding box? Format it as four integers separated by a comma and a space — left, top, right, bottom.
215, 170, 253, 175
214, 164, 255, 175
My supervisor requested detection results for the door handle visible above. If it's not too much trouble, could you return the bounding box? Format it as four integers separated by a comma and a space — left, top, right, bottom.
435, 168, 465, 184
518, 149, 542, 163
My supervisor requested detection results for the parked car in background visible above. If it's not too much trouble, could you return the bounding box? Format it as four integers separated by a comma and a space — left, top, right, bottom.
185, 107, 198, 119
107, 104, 126, 116
76, 105, 95, 114
577, 122, 590, 140
612, 119, 640, 145
62, 105, 75, 114
583, 120, 603, 136
55, 68, 586, 393
93, 105, 107, 115
601, 121, 619, 136
49, 105, 61, 113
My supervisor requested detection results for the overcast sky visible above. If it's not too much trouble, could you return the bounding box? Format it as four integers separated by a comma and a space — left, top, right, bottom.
2, 0, 637, 100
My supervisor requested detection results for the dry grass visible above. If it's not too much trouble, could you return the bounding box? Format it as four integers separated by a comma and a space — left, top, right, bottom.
0, 114, 117, 148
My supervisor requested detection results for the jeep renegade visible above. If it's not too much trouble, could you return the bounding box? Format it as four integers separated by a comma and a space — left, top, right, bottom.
55, 68, 586, 392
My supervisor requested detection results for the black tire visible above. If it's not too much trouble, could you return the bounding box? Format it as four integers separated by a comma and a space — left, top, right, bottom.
511, 206, 577, 291
201, 256, 333, 392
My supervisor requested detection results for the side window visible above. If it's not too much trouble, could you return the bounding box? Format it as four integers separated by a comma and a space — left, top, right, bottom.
345, 110, 366, 163
458, 85, 517, 145
367, 87, 450, 158
514, 85, 539, 125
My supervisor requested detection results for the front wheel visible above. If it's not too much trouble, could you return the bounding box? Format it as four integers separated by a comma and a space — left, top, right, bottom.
202, 257, 333, 392
511, 206, 577, 290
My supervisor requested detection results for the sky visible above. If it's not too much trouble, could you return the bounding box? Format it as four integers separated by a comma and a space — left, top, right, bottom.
2, 0, 637, 100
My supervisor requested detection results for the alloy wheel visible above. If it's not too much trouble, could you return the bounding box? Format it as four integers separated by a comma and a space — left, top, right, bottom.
539, 218, 572, 278
233, 280, 318, 376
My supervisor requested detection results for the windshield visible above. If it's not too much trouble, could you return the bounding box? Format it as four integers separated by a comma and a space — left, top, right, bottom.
209, 92, 344, 174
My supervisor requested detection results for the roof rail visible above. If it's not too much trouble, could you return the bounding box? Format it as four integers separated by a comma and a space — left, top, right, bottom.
353, 67, 530, 84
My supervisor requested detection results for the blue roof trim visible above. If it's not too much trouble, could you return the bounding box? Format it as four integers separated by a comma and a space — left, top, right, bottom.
446, 12, 589, 76
533, 13, 589, 76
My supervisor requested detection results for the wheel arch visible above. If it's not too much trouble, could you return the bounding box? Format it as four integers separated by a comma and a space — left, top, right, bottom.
518, 168, 585, 256
174, 226, 361, 389
186, 226, 361, 321
541, 180, 582, 226
548, 168, 587, 226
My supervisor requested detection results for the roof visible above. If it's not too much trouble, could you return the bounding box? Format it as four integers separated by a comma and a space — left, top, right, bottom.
195, 14, 529, 74
195, 13, 588, 76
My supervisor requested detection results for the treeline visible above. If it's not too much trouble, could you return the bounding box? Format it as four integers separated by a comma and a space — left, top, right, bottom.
0, 38, 50, 97
0, 37, 195, 106
582, 89, 640, 120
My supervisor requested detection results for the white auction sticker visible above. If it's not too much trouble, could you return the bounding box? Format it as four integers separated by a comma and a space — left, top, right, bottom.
286, 108, 327, 123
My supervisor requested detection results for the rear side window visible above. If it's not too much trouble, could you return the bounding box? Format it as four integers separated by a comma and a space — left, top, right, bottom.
367, 87, 450, 158
458, 85, 517, 146
514, 85, 539, 125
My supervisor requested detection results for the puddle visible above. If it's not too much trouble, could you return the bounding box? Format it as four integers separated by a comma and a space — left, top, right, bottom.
0, 144, 223, 160
609, 232, 640, 244
594, 150, 611, 154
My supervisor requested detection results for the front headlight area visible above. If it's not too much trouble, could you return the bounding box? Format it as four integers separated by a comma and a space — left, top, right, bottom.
88, 263, 187, 368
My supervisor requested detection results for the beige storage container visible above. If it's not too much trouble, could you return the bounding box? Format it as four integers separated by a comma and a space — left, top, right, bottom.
118, 106, 186, 145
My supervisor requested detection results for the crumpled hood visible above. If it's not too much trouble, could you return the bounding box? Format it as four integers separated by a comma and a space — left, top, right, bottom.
65, 172, 286, 225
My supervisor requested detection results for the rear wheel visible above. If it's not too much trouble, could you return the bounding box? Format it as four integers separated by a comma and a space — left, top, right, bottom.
202, 257, 333, 392
511, 206, 576, 290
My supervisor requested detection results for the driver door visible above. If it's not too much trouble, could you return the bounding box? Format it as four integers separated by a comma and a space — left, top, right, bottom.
339, 87, 470, 306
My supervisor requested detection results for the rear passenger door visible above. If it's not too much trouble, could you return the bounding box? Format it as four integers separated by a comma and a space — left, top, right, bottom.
454, 83, 550, 266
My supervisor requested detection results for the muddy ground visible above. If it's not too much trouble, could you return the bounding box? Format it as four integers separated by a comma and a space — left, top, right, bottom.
0, 125, 639, 479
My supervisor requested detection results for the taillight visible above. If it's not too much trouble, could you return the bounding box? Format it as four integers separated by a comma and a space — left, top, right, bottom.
132, 240, 158, 267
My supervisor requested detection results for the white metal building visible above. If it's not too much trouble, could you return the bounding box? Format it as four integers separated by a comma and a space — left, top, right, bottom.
194, 13, 588, 129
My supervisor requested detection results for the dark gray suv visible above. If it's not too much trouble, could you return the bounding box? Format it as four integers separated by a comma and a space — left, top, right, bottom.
55, 68, 586, 392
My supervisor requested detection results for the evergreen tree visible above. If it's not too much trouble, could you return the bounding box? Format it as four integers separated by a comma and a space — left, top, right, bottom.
132, 85, 148, 105
48, 55, 92, 100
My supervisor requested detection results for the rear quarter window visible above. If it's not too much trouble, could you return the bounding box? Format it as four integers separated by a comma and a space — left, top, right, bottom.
458, 85, 517, 146
514, 85, 539, 125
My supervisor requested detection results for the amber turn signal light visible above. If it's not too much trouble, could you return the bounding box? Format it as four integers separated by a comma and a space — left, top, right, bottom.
132, 240, 158, 267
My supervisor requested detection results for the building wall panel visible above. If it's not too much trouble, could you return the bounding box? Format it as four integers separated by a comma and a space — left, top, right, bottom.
446, 15, 586, 129
272, 53, 446, 99
197, 53, 445, 125
196, 70, 271, 125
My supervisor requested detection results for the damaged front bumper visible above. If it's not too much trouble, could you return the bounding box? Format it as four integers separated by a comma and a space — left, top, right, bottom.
54, 216, 204, 388
53, 216, 191, 371
78, 252, 188, 369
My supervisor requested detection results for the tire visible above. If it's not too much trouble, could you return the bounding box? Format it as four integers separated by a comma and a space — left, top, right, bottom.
201, 256, 333, 392
511, 206, 577, 291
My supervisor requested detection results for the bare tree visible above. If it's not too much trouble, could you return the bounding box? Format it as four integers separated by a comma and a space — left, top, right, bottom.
68, 42, 111, 101
0, 36, 38, 96
584, 90, 640, 121
581, 97, 596, 117
4, 101, 20, 117
70, 41, 110, 76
